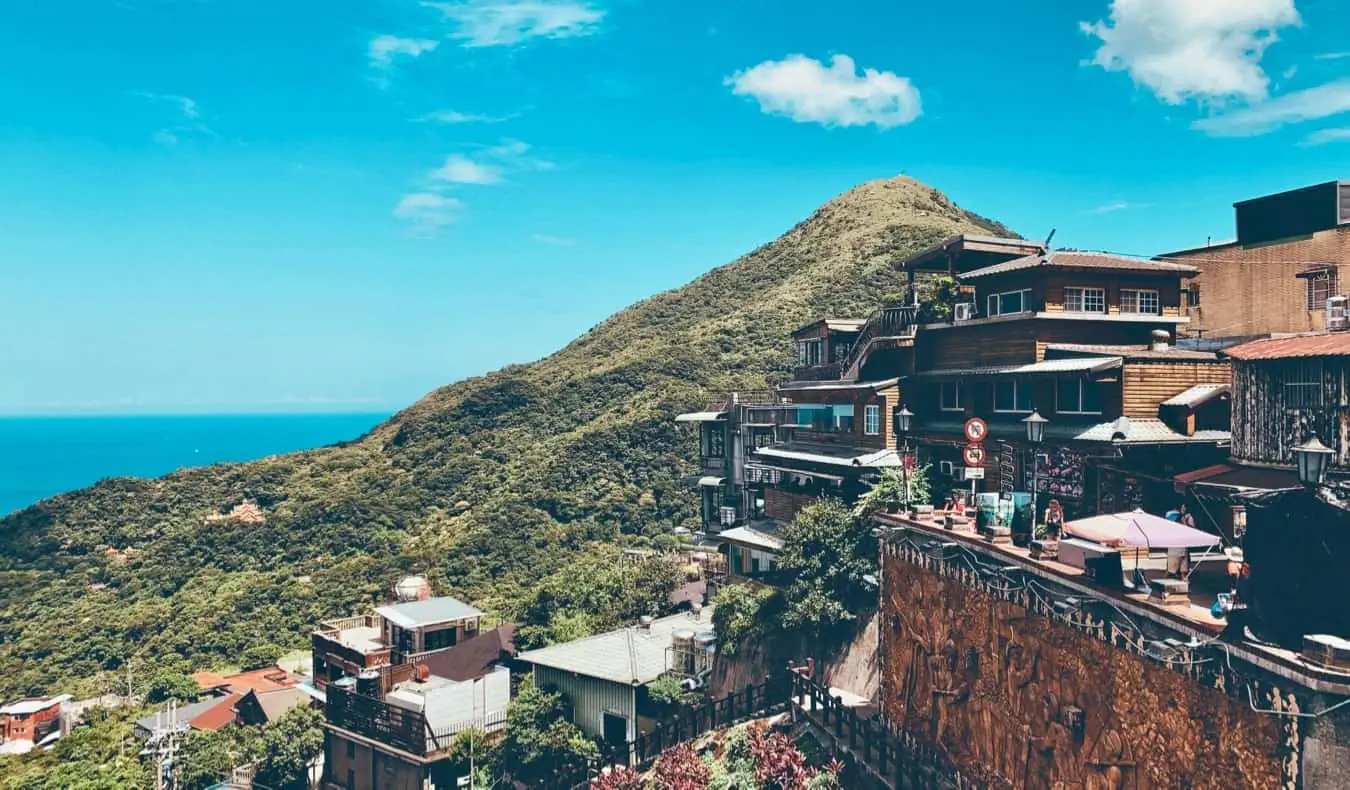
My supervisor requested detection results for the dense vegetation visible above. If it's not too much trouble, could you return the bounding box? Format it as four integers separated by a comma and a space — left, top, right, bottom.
0, 177, 1015, 701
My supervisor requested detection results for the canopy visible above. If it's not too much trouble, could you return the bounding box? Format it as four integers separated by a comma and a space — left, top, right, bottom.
1064, 510, 1223, 549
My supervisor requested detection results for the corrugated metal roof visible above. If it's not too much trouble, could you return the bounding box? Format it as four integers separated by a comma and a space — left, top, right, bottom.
959, 250, 1199, 280
906, 356, 1122, 379
674, 411, 726, 422
777, 377, 899, 391
1161, 384, 1230, 408
755, 443, 900, 468
517, 609, 717, 685
716, 525, 785, 553
917, 418, 1228, 446
376, 597, 484, 629
1223, 333, 1350, 360
1174, 463, 1302, 491
697, 476, 725, 487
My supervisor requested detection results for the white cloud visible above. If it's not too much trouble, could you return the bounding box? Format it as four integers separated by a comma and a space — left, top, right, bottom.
417, 109, 516, 124
1315, 52, 1350, 61
424, 0, 604, 47
137, 92, 199, 119
1301, 127, 1350, 146
531, 233, 576, 246
1192, 79, 1350, 135
431, 154, 504, 184
1083, 201, 1149, 215
1081, 0, 1300, 104
369, 35, 439, 68
725, 54, 921, 129
394, 192, 463, 235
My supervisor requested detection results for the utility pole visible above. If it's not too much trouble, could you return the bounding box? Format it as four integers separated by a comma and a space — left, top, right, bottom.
145, 701, 185, 790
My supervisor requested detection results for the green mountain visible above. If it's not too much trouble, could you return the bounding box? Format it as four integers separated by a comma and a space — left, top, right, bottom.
0, 177, 1015, 698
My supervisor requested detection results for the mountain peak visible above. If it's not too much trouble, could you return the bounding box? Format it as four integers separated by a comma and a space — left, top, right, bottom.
814, 175, 1021, 241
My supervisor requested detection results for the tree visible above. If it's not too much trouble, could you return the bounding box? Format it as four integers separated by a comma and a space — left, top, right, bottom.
853, 466, 931, 518
251, 706, 324, 790
710, 584, 777, 658
652, 742, 711, 790
916, 273, 961, 324
145, 671, 200, 704
646, 674, 692, 708
501, 678, 599, 783
240, 644, 284, 671
775, 500, 877, 639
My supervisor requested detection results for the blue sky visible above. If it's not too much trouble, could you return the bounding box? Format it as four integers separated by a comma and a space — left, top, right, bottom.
1, 0, 1347, 415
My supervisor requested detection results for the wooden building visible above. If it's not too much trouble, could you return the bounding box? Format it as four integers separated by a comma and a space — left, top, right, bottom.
791, 317, 865, 381
1163, 180, 1350, 343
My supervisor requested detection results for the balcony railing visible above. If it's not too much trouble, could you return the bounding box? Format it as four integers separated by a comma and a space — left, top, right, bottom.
326, 684, 505, 758
839, 305, 918, 380
791, 362, 844, 382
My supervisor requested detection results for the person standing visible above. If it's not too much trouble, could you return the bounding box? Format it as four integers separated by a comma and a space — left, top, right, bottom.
1178, 503, 1196, 528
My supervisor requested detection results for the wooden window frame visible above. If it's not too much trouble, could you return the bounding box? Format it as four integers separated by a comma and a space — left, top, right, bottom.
939, 381, 962, 412
993, 379, 1033, 414
1120, 288, 1160, 315
1064, 286, 1106, 314
1056, 378, 1103, 415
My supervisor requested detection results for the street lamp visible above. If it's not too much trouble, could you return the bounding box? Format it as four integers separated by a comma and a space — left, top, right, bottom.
894, 406, 914, 511
1023, 410, 1049, 533
1293, 432, 1333, 488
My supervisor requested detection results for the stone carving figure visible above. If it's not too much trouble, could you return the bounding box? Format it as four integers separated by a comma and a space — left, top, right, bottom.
1085, 729, 1129, 790
929, 639, 972, 754
1026, 691, 1080, 789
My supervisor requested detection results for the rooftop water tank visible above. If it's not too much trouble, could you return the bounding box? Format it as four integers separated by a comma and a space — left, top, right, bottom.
394, 575, 432, 602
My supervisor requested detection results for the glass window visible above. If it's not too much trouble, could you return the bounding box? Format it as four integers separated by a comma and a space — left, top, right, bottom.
1056, 379, 1103, 414
1186, 283, 1201, 308
1284, 359, 1324, 407
833, 404, 855, 432
1120, 289, 1159, 315
797, 340, 823, 366
1064, 287, 1106, 313
1000, 290, 1025, 315
994, 380, 1032, 413
864, 404, 880, 435
705, 425, 725, 457
940, 382, 962, 411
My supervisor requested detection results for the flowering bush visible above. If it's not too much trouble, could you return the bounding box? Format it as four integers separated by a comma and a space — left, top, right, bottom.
652, 743, 712, 790
591, 766, 645, 790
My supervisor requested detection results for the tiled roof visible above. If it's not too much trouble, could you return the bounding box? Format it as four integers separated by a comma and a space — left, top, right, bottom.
376, 596, 485, 629
906, 356, 1122, 379
517, 609, 716, 685
188, 694, 242, 731
1161, 384, 1230, 408
1223, 333, 1350, 360
958, 250, 1199, 280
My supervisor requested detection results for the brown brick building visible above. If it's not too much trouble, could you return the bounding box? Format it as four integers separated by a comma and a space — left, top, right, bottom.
1164, 180, 1350, 343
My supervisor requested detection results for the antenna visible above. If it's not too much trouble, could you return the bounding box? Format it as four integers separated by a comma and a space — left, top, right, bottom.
1042, 229, 1057, 249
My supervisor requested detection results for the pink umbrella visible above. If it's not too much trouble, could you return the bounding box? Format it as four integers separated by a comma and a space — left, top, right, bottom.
1065, 510, 1222, 550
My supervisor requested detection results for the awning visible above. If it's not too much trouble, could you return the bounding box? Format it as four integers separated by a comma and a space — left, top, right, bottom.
1173, 463, 1301, 492
748, 464, 845, 483
906, 356, 1122, 381
755, 444, 900, 468
675, 411, 726, 423
1065, 510, 1223, 549
698, 476, 725, 487
716, 526, 785, 553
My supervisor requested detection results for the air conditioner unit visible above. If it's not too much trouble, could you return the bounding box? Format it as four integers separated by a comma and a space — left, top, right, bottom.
1328, 295, 1348, 331
939, 460, 955, 477
954, 303, 976, 322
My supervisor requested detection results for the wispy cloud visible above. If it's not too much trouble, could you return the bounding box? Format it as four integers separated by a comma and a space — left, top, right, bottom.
431, 154, 504, 185
1192, 79, 1350, 136
423, 0, 604, 47
1301, 127, 1350, 146
1083, 201, 1149, 215
369, 34, 439, 68
725, 54, 922, 129
1081, 0, 1300, 105
393, 192, 464, 236
531, 233, 577, 246
1315, 52, 1350, 61
137, 91, 214, 144
416, 109, 517, 124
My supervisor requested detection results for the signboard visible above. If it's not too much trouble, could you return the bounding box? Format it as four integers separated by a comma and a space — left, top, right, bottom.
963, 418, 988, 443
998, 441, 1016, 497
963, 467, 985, 480
962, 443, 987, 467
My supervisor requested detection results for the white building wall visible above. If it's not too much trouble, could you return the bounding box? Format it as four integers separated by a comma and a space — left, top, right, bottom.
419, 667, 511, 736
532, 666, 636, 742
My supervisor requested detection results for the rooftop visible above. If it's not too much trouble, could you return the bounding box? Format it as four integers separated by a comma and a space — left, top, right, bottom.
193, 667, 301, 695
716, 524, 784, 553
1161, 384, 1231, 409
957, 250, 1199, 280
754, 442, 900, 468
777, 377, 900, 392
1223, 332, 1350, 360
791, 317, 867, 336
897, 234, 1045, 271
416, 625, 517, 683
376, 596, 485, 630
0, 695, 71, 716
907, 356, 1123, 380
516, 608, 716, 686
1045, 343, 1223, 362
917, 418, 1229, 446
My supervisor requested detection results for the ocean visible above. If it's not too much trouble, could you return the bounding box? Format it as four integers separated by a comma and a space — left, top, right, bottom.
0, 413, 392, 517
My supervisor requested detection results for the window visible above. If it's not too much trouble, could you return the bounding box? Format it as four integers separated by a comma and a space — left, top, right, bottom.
1120, 289, 1160, 315
795, 404, 853, 432
797, 340, 823, 366
1305, 270, 1337, 311
703, 425, 725, 457
987, 289, 1032, 317
346, 740, 356, 759
751, 428, 775, 449
830, 342, 851, 363
1064, 287, 1106, 313
832, 404, 855, 432
940, 382, 962, 411
1284, 359, 1324, 407
1056, 379, 1103, 414
701, 486, 719, 526
864, 404, 881, 435
1186, 283, 1201, 308
424, 627, 458, 652
994, 380, 1033, 413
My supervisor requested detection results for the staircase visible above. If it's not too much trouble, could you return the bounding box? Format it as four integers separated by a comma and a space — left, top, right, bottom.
840, 305, 918, 381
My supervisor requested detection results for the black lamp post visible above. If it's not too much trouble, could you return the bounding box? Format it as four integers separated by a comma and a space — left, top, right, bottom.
1293, 432, 1333, 488
894, 406, 914, 510
1023, 410, 1048, 528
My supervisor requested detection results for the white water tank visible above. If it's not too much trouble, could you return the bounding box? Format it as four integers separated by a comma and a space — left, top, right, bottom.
394, 575, 432, 602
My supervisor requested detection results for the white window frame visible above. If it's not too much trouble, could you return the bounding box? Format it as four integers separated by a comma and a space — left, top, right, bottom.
986, 289, 1032, 317
939, 381, 962, 412
863, 404, 881, 435
1064, 287, 1106, 314
993, 379, 1032, 414
1056, 378, 1103, 415
1119, 289, 1160, 315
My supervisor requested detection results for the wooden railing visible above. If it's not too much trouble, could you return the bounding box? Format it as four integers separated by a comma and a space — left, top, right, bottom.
839, 305, 918, 381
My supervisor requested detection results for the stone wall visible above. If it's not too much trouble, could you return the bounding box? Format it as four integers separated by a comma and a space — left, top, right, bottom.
878, 536, 1302, 790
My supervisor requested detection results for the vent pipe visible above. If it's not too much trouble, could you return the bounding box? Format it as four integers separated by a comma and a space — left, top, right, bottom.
1151, 330, 1170, 352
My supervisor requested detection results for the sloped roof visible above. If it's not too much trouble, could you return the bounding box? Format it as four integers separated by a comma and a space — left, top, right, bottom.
755, 442, 900, 468
1161, 384, 1230, 408
918, 418, 1228, 446
907, 356, 1122, 379
958, 250, 1198, 280
516, 609, 716, 686
417, 625, 518, 683
248, 687, 308, 723
1224, 333, 1350, 360
716, 525, 785, 553
376, 596, 484, 629
777, 377, 899, 392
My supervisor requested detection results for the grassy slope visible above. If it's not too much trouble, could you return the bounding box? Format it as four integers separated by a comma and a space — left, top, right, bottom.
0, 177, 1015, 698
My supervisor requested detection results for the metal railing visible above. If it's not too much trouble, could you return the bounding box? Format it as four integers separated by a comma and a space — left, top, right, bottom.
839, 305, 918, 380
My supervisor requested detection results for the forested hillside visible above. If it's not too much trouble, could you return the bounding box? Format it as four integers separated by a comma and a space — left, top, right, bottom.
0, 176, 1016, 698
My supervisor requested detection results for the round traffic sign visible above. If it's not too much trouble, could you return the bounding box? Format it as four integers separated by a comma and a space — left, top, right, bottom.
963, 418, 988, 443
963, 444, 986, 467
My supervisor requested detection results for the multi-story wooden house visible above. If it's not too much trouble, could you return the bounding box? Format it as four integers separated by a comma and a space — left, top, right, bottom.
1162, 180, 1350, 344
